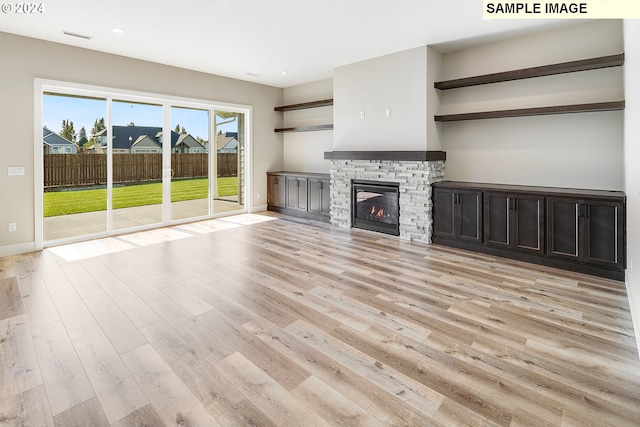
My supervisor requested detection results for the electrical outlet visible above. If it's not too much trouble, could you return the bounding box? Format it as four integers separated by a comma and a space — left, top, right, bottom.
360, 111, 365, 119
385, 108, 391, 117
257, 192, 261, 199
8, 223, 16, 232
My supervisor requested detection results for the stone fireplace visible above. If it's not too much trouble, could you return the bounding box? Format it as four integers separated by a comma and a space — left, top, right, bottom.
325, 151, 446, 243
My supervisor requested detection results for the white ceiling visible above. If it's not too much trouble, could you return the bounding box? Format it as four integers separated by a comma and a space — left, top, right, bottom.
0, 0, 584, 88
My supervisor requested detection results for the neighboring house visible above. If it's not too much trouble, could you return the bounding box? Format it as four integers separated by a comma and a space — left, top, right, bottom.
93, 126, 205, 154
43, 126, 78, 154
215, 132, 239, 153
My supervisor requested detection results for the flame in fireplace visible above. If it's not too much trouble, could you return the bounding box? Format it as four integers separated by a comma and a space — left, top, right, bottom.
370, 206, 385, 218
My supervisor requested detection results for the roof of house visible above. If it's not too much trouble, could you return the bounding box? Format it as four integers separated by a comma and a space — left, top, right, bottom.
101, 126, 203, 150
216, 132, 238, 151
43, 126, 77, 147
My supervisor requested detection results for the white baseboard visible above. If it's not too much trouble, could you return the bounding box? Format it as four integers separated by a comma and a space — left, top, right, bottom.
625, 272, 640, 361
0, 241, 37, 258
251, 204, 268, 213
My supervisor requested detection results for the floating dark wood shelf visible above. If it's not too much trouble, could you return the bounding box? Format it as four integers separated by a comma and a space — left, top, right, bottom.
434, 101, 625, 122
274, 124, 333, 133
434, 53, 624, 90
274, 99, 334, 112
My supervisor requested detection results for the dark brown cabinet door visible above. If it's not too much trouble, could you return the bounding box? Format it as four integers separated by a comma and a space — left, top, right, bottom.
457, 190, 483, 243
286, 177, 308, 211
485, 192, 510, 248
267, 174, 285, 208
582, 200, 624, 269
547, 197, 580, 260
308, 178, 330, 216
433, 187, 482, 243
433, 188, 456, 239
513, 194, 544, 254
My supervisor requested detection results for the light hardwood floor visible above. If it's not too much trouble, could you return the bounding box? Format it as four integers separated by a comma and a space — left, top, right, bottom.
1, 212, 639, 426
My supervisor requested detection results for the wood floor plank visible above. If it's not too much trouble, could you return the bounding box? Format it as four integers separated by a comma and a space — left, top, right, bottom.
52, 397, 109, 427
215, 352, 330, 427
110, 403, 166, 427
121, 344, 219, 427
58, 262, 103, 300
30, 320, 95, 416
0, 384, 54, 427
16, 272, 60, 328
45, 280, 94, 332
291, 375, 387, 427
0, 315, 42, 400
94, 278, 161, 329
0, 277, 24, 321
68, 323, 148, 424
83, 293, 147, 355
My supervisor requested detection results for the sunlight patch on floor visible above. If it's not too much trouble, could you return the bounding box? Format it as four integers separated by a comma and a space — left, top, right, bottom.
47, 213, 277, 262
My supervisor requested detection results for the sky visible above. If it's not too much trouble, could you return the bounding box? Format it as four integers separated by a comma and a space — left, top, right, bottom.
43, 94, 239, 142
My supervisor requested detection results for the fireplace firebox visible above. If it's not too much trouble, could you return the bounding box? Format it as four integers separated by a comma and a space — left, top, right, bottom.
351, 180, 400, 236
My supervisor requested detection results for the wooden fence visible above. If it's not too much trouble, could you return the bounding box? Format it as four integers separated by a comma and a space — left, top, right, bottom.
44, 153, 237, 188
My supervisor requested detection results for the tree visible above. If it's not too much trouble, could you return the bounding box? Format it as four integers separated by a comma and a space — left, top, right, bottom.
60, 119, 77, 142
90, 118, 105, 138
127, 122, 135, 127
89, 118, 106, 149
78, 127, 88, 150
175, 124, 187, 134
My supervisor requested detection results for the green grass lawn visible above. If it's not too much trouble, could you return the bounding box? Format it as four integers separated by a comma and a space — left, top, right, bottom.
44, 177, 238, 217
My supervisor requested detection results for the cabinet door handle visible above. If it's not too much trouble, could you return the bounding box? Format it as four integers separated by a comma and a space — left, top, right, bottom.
295, 180, 299, 187
508, 197, 514, 210
274, 177, 278, 185
579, 204, 589, 218
318, 182, 323, 190
513, 198, 517, 211
454, 193, 460, 204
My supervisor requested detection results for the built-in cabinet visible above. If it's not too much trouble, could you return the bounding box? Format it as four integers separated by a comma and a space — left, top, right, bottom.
484, 191, 544, 255
433, 187, 482, 244
432, 181, 626, 280
267, 172, 330, 221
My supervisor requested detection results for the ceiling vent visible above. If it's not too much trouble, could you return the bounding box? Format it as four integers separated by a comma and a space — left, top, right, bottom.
62, 30, 92, 40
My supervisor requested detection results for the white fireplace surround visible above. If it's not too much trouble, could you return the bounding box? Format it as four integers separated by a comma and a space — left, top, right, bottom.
329, 158, 445, 243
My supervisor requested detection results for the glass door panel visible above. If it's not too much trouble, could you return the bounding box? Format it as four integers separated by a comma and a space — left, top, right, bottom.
170, 106, 210, 221
111, 100, 163, 231
213, 110, 244, 214
43, 93, 107, 242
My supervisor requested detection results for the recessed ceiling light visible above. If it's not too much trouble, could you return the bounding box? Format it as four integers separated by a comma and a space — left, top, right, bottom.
280, 71, 289, 75
246, 72, 261, 77
111, 28, 126, 34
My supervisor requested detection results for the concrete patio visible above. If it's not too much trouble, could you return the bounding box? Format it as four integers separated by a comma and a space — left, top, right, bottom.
44, 198, 244, 242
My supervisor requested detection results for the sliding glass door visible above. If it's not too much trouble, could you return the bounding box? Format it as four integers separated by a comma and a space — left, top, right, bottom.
42, 93, 108, 242
213, 110, 245, 213
171, 106, 210, 221
111, 100, 164, 231
38, 82, 250, 247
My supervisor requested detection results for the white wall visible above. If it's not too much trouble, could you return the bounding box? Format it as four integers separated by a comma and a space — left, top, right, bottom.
282, 79, 333, 173
333, 47, 428, 151
437, 20, 624, 190
0, 31, 283, 255
623, 20, 640, 354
